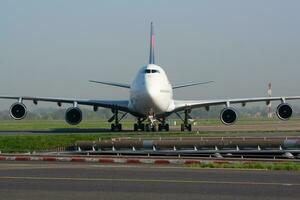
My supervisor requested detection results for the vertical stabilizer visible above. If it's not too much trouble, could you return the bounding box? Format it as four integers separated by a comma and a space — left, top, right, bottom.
149, 22, 155, 64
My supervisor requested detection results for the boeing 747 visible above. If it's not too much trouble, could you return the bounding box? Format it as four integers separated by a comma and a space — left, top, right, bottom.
1, 22, 300, 131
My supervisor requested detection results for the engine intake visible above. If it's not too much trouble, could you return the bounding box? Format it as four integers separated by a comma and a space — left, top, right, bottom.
65, 107, 82, 125
220, 107, 237, 125
276, 103, 292, 120
10, 103, 27, 120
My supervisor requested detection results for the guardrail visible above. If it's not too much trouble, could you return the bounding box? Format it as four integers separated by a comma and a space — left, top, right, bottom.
72, 136, 300, 159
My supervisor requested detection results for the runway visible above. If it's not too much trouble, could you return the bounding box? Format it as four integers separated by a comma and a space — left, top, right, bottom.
0, 161, 299, 200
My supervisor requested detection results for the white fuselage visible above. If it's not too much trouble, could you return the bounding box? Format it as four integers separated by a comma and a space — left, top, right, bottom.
128, 64, 175, 116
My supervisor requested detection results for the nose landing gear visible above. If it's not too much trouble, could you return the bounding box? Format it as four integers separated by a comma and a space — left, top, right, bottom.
134, 118, 146, 131
145, 123, 157, 132
158, 117, 169, 131
145, 114, 157, 132
133, 115, 170, 132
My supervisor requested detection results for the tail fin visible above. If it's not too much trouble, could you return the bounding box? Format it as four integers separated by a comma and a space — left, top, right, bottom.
149, 22, 155, 64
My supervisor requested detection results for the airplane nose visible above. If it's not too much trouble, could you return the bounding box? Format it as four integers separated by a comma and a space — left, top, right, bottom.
144, 86, 163, 111
148, 88, 159, 103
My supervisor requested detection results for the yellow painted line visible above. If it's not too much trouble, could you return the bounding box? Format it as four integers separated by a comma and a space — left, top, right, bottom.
0, 176, 298, 186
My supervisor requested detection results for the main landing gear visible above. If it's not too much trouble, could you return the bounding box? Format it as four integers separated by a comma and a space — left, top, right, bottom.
176, 109, 192, 132
109, 109, 127, 132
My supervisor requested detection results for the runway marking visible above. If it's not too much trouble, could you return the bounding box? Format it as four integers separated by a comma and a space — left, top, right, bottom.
0, 176, 299, 186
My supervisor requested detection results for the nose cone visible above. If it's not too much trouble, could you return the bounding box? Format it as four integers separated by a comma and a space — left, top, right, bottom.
143, 79, 165, 113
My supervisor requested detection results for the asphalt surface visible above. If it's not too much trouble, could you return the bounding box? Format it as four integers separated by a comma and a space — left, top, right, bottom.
0, 161, 299, 200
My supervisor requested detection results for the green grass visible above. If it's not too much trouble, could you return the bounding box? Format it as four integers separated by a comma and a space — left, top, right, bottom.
0, 117, 298, 131
0, 118, 300, 152
0, 120, 132, 131
188, 162, 300, 171
0, 132, 206, 152
0, 134, 100, 152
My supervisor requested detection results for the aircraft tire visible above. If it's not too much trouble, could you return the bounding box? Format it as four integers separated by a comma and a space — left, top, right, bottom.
145, 124, 150, 132
158, 124, 162, 131
187, 124, 192, 132
134, 123, 138, 131
181, 124, 185, 131
140, 124, 145, 131
165, 124, 169, 131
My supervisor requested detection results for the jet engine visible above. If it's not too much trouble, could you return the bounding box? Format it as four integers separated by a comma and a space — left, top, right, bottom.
220, 107, 237, 125
65, 107, 82, 125
10, 102, 27, 120
276, 103, 292, 120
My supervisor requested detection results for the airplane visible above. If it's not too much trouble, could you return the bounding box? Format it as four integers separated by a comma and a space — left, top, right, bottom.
1, 22, 300, 132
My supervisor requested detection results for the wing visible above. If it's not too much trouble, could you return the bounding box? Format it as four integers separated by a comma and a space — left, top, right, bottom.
89, 80, 130, 89
173, 96, 300, 112
172, 81, 213, 89
0, 95, 129, 112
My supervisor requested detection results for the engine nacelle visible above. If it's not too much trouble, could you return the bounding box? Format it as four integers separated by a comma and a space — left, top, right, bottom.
220, 107, 237, 125
10, 102, 27, 120
276, 103, 292, 120
65, 107, 82, 125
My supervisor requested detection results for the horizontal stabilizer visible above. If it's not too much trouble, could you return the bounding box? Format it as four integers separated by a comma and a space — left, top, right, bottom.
89, 80, 130, 89
172, 81, 214, 89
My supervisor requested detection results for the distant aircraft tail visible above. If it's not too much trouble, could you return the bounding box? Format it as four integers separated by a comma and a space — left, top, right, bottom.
149, 22, 155, 64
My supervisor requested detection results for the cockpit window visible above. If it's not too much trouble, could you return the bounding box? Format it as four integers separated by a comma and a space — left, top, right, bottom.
144, 69, 160, 74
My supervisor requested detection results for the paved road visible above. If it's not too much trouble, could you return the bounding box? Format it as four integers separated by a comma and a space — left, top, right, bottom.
0, 161, 299, 200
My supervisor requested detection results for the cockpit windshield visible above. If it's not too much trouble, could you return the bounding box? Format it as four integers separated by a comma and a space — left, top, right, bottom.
144, 69, 160, 74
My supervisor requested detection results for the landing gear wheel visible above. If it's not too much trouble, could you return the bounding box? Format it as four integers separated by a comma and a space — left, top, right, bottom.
111, 124, 115, 131
134, 123, 138, 131
117, 124, 122, 131
165, 124, 169, 131
111, 124, 122, 132
151, 125, 157, 132
187, 124, 192, 132
158, 123, 170, 131
134, 123, 145, 131
140, 124, 145, 131
181, 124, 185, 131
158, 124, 162, 131
145, 124, 150, 132
181, 124, 192, 132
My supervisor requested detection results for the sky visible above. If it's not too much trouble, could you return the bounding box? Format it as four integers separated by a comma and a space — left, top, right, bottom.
0, 0, 300, 109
